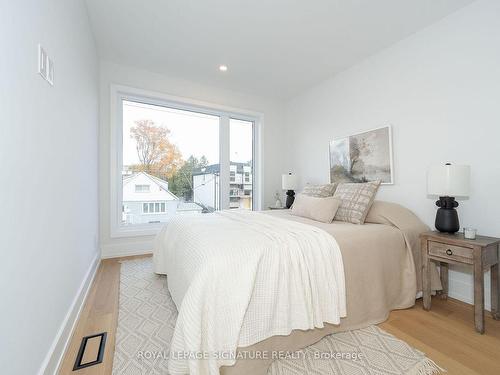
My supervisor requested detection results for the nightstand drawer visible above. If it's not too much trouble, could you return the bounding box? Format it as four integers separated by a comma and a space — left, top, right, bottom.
428, 241, 473, 262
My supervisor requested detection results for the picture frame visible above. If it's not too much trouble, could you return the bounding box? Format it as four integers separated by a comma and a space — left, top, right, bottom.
329, 125, 394, 185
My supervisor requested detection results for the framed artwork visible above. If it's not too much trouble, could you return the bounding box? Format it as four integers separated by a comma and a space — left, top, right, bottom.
329, 125, 393, 184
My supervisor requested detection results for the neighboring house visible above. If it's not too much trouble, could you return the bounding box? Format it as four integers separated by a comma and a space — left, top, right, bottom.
192, 164, 220, 212
122, 172, 180, 224
229, 163, 252, 209
192, 162, 252, 210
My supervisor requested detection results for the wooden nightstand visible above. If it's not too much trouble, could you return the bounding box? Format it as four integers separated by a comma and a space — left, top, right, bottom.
421, 231, 500, 333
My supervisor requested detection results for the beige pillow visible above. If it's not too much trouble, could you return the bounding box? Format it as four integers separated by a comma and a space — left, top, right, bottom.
365, 200, 426, 229
301, 183, 337, 197
364, 200, 393, 226
290, 194, 341, 223
333, 181, 381, 224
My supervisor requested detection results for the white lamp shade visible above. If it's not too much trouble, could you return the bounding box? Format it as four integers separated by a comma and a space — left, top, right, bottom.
282, 173, 298, 190
427, 164, 470, 198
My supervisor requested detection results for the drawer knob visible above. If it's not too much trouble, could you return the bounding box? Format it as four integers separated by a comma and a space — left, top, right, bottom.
446, 249, 453, 256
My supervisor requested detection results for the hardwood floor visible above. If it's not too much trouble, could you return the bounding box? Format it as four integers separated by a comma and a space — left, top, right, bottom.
59, 258, 121, 375
380, 298, 500, 375
59, 256, 500, 374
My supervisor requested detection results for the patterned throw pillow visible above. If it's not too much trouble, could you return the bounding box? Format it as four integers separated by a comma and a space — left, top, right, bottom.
302, 183, 337, 198
333, 181, 381, 224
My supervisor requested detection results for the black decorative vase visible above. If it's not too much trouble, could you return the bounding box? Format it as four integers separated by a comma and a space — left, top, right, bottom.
285, 190, 295, 209
435, 196, 460, 233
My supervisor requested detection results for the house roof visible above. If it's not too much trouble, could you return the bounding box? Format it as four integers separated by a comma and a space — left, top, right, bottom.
192, 162, 251, 176
177, 202, 203, 212
122, 172, 179, 201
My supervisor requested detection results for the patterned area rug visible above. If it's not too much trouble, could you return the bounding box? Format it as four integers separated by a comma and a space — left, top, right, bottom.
112, 258, 443, 375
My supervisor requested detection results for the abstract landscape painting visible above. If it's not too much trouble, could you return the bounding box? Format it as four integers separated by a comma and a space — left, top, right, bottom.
329, 126, 393, 184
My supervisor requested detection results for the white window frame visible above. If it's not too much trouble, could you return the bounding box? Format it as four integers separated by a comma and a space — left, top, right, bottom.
135, 184, 150, 193
110, 84, 263, 238
142, 202, 166, 214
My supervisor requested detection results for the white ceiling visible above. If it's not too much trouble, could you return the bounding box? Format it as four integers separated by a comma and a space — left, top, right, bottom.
85, 0, 473, 99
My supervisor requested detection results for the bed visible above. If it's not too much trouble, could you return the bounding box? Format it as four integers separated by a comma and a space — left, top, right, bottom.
153, 200, 442, 375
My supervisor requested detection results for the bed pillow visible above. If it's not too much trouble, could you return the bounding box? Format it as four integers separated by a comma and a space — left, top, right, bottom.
333, 180, 381, 224
290, 194, 341, 223
301, 183, 337, 197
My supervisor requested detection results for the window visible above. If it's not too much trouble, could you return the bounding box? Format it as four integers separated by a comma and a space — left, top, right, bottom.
135, 184, 150, 193
142, 202, 166, 214
230, 119, 254, 210
111, 86, 261, 237
122, 99, 219, 226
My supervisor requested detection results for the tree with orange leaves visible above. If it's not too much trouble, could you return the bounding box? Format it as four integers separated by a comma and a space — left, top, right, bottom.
129, 119, 183, 180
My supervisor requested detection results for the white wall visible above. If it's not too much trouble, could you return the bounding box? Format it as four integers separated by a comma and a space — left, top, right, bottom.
99, 61, 286, 257
284, 0, 500, 308
0, 1, 99, 374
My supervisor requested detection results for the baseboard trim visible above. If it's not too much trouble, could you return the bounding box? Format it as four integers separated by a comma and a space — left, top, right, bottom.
448, 275, 491, 311
37, 253, 100, 375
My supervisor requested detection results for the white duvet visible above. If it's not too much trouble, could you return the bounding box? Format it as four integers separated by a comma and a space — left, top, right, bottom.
153, 210, 346, 375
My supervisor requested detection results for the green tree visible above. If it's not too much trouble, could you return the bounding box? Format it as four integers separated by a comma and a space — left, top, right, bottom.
169, 155, 209, 201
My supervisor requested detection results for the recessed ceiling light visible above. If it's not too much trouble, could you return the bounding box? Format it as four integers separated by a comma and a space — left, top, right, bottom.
219, 65, 228, 72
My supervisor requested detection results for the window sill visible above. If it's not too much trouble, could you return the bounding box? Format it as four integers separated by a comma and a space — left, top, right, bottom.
111, 223, 165, 238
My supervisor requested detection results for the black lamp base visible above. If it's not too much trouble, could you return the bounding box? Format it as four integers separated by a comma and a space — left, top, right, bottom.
285, 190, 295, 209
435, 196, 460, 233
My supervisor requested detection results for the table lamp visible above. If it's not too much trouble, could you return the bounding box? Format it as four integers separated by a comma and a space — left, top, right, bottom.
427, 163, 470, 233
282, 173, 298, 209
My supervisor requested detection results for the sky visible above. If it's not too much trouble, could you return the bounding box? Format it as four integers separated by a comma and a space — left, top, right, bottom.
122, 100, 253, 167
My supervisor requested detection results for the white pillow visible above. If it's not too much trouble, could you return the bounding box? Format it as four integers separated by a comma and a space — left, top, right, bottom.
290, 194, 341, 223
